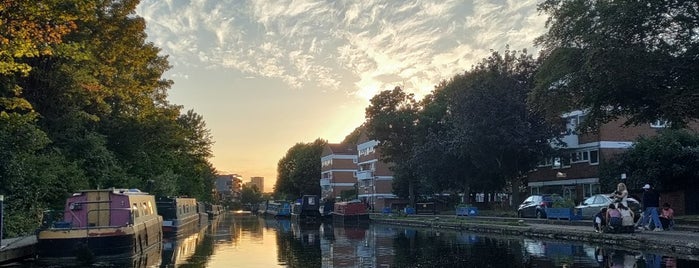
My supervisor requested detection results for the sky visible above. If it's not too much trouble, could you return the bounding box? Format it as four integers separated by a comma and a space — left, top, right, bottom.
135, 0, 547, 193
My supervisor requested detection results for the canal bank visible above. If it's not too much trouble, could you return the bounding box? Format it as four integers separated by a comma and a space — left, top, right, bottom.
370, 214, 699, 259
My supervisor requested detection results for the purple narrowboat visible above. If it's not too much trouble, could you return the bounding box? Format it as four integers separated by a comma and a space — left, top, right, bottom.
36, 188, 163, 263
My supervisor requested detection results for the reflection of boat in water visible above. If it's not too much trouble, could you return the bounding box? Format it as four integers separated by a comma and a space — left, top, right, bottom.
36, 188, 163, 264
161, 224, 208, 267
332, 200, 369, 226
156, 196, 201, 237
291, 195, 322, 224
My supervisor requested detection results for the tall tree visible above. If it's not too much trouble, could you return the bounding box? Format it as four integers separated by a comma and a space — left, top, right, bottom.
365, 87, 420, 206
532, 0, 699, 129
438, 50, 557, 204
274, 139, 326, 199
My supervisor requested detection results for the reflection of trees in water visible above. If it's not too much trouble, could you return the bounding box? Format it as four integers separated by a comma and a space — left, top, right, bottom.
275, 223, 322, 268
392, 231, 526, 268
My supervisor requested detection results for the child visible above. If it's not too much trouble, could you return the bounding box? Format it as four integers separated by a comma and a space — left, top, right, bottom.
594, 207, 608, 233
659, 203, 674, 230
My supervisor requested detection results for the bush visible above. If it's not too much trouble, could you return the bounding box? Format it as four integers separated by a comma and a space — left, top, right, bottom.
551, 195, 575, 208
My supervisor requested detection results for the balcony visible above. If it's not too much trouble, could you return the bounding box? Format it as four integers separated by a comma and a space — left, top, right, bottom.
356, 170, 373, 181
320, 178, 331, 187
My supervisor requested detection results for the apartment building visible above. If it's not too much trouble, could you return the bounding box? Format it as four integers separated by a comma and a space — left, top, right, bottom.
355, 133, 402, 211
527, 110, 685, 205
215, 174, 243, 203
250, 176, 264, 193
320, 143, 357, 200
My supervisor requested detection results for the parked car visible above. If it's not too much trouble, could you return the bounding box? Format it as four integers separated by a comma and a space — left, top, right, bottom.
517, 194, 563, 218
575, 194, 642, 222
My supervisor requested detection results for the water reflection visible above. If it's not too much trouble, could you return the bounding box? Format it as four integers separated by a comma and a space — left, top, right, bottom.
14, 213, 696, 267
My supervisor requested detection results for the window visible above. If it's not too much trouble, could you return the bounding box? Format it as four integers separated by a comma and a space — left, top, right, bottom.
538, 158, 553, 167
589, 150, 599, 164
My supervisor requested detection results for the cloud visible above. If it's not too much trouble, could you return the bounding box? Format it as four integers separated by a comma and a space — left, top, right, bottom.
137, 0, 546, 100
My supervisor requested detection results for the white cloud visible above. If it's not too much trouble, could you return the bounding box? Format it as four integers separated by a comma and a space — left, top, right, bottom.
137, 0, 546, 101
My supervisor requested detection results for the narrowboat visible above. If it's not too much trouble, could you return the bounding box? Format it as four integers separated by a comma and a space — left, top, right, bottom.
265, 200, 291, 217
205, 203, 225, 219
291, 195, 322, 224
332, 200, 369, 225
156, 196, 201, 237
319, 199, 335, 221
196, 201, 209, 226
36, 189, 163, 263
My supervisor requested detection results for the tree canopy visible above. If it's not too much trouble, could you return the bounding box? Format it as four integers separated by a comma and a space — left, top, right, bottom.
274, 139, 326, 199
532, 0, 699, 130
0, 0, 216, 237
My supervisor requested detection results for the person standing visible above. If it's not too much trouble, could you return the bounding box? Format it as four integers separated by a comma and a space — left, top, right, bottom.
638, 184, 662, 231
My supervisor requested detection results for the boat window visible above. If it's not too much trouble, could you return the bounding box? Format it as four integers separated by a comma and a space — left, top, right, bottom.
133, 203, 139, 218
148, 201, 154, 214
69, 202, 82, 211
142, 202, 148, 215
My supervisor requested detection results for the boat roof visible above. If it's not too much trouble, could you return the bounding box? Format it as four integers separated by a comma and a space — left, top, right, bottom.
73, 188, 150, 196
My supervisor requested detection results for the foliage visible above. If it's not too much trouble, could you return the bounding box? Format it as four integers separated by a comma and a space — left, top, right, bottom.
532, 0, 699, 130
551, 195, 575, 208
274, 139, 326, 199
340, 187, 357, 201
599, 129, 699, 192
241, 184, 263, 205
365, 87, 420, 205
341, 124, 365, 148
0, 0, 217, 236
409, 50, 557, 205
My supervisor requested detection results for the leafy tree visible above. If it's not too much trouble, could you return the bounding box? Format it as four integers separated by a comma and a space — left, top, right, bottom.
274, 139, 326, 199
600, 129, 699, 192
365, 87, 420, 206
241, 184, 263, 206
532, 0, 699, 130
410, 50, 557, 205
341, 124, 365, 148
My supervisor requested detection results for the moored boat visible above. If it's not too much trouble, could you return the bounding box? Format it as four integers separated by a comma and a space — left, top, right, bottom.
291, 195, 321, 224
332, 200, 369, 225
156, 196, 200, 237
265, 200, 291, 217
205, 203, 224, 219
36, 188, 163, 263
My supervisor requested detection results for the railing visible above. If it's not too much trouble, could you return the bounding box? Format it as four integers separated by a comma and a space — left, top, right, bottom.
356, 170, 373, 181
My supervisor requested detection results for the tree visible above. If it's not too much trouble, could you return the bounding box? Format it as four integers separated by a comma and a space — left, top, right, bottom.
241, 184, 263, 206
418, 50, 557, 205
600, 129, 699, 192
365, 87, 420, 206
532, 0, 699, 130
274, 139, 326, 199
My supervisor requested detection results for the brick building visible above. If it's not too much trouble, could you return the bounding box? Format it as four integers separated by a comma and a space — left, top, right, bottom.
320, 143, 357, 200
527, 110, 698, 214
355, 133, 403, 211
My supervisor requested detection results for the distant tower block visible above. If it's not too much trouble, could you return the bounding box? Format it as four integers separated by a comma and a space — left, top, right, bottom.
250, 177, 264, 192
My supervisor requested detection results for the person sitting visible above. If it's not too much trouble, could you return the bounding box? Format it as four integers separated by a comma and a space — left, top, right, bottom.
606, 204, 622, 233
618, 203, 635, 233
594, 207, 608, 233
659, 203, 674, 230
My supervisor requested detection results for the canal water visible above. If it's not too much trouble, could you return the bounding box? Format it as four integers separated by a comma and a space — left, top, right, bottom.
9, 212, 698, 267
